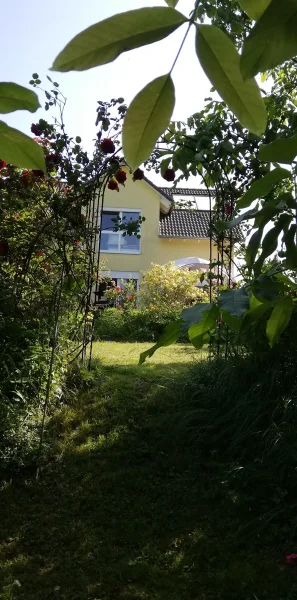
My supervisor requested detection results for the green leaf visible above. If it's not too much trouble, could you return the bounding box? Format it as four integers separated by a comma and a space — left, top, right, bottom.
218, 288, 249, 318
52, 7, 187, 72
275, 273, 297, 290
253, 220, 283, 275
266, 295, 294, 347
240, 302, 271, 332
123, 74, 175, 171
240, 0, 297, 79
181, 303, 213, 329
237, 168, 291, 209
0, 82, 40, 114
221, 310, 240, 332
284, 224, 297, 269
188, 304, 219, 347
195, 24, 266, 136
259, 133, 297, 164
246, 228, 263, 270
238, 0, 271, 20
164, 0, 179, 6
252, 275, 285, 302
139, 320, 182, 364
216, 207, 258, 231
0, 121, 46, 172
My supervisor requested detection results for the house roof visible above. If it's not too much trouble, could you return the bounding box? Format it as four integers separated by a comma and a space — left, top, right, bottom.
159, 209, 211, 239
159, 187, 216, 197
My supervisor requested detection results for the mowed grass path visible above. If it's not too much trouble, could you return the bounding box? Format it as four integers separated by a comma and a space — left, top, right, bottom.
0, 343, 295, 600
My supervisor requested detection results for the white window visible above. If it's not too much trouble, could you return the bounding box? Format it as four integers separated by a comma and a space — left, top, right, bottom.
101, 209, 141, 254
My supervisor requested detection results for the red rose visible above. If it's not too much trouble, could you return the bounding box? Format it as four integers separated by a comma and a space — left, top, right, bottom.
162, 168, 175, 182
36, 250, 44, 257
73, 239, 81, 245
31, 123, 42, 136
133, 168, 144, 181
13, 212, 19, 218
115, 286, 121, 292
108, 179, 119, 192
128, 294, 134, 300
100, 138, 115, 154
0, 160, 7, 170
225, 203, 232, 215
115, 169, 127, 185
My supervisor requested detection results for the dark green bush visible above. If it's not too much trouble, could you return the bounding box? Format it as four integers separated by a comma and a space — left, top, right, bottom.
93, 306, 184, 342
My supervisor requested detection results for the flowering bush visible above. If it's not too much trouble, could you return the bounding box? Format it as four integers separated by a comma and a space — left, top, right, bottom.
139, 262, 209, 310
104, 279, 137, 309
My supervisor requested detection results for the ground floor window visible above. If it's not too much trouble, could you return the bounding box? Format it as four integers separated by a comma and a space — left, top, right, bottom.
94, 272, 140, 305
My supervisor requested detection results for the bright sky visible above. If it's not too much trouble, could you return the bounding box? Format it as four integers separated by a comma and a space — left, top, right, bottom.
2, 0, 212, 202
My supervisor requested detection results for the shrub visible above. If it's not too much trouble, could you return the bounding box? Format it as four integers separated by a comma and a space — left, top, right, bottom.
94, 306, 183, 342
139, 262, 209, 310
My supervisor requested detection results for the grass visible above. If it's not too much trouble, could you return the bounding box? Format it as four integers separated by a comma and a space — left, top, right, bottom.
0, 342, 296, 600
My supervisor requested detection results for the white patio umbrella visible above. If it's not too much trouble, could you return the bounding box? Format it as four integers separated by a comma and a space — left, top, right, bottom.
168, 257, 210, 271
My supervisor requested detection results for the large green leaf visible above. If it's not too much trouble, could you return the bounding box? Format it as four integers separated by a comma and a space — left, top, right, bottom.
164, 0, 179, 6
240, 0, 297, 79
181, 303, 213, 329
218, 288, 249, 318
188, 304, 219, 347
252, 274, 285, 302
253, 219, 284, 275
0, 121, 46, 172
258, 134, 297, 164
139, 320, 182, 365
123, 74, 175, 171
284, 225, 297, 269
237, 167, 291, 209
216, 207, 258, 231
275, 273, 297, 290
238, 0, 271, 20
240, 302, 271, 332
52, 7, 187, 72
246, 228, 263, 270
0, 83, 40, 114
266, 295, 294, 347
195, 24, 266, 136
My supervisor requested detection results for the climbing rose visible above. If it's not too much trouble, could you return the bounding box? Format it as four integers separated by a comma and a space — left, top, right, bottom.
0, 160, 6, 170
115, 169, 127, 184
111, 280, 116, 286
286, 554, 297, 565
36, 250, 44, 257
31, 123, 42, 136
128, 294, 134, 301
115, 286, 121, 292
225, 203, 232, 215
108, 179, 119, 192
13, 212, 19, 218
162, 168, 175, 182
133, 168, 144, 181
100, 138, 115, 154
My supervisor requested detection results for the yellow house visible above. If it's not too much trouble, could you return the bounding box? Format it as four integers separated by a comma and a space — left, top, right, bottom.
98, 166, 217, 296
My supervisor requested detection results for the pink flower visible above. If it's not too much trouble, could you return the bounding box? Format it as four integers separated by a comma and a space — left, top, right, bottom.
115, 286, 121, 292
111, 280, 116, 286
286, 554, 297, 565
13, 212, 19, 218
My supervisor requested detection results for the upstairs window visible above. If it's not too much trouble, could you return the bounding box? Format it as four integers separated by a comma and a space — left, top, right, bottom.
101, 210, 141, 254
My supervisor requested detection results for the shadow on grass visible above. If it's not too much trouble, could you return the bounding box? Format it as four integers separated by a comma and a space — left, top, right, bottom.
0, 358, 296, 600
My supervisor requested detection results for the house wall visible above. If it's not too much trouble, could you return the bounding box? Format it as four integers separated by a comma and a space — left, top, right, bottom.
100, 168, 215, 280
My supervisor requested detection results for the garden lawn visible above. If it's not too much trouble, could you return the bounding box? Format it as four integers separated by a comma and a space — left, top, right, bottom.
0, 342, 296, 600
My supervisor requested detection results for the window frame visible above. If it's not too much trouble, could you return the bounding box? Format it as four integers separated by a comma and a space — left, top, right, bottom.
100, 208, 142, 254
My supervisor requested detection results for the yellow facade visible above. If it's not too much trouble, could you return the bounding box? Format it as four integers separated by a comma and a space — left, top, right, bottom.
100, 168, 215, 280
